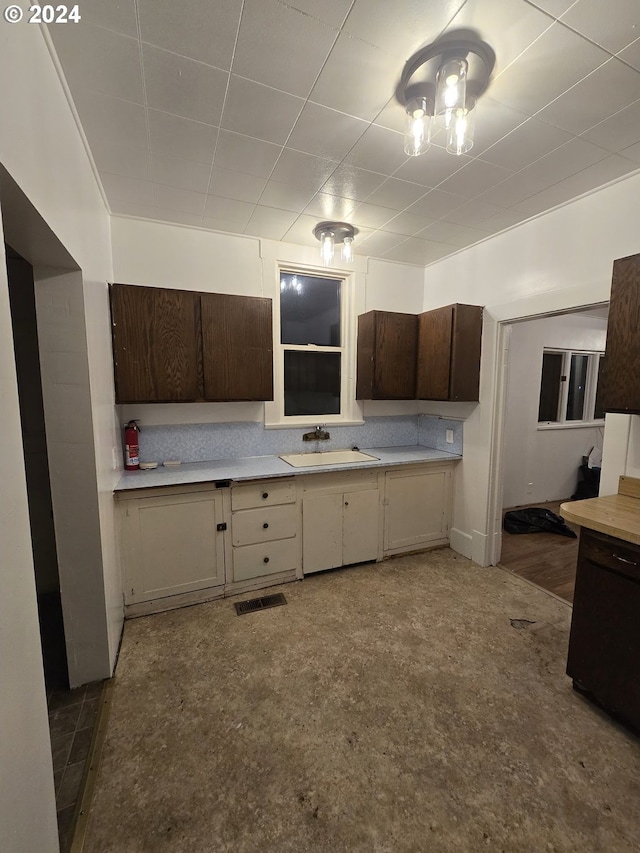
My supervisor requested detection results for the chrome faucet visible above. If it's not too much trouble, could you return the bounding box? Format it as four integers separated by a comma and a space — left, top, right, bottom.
302, 425, 330, 442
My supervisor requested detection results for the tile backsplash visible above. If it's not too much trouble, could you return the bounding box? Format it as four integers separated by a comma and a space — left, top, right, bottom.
135, 415, 462, 464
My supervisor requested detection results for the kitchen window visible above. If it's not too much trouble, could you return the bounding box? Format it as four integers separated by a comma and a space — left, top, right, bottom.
537, 349, 605, 427
265, 267, 361, 427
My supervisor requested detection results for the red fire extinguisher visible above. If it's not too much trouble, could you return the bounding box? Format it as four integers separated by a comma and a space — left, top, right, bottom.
124, 420, 140, 470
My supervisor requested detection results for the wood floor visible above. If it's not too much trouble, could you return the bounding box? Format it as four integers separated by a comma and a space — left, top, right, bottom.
499, 500, 579, 603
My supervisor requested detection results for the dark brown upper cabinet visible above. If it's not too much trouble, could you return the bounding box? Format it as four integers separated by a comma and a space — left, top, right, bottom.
110, 284, 273, 404
201, 293, 273, 402
110, 284, 201, 403
356, 310, 418, 400
600, 253, 640, 414
416, 304, 483, 402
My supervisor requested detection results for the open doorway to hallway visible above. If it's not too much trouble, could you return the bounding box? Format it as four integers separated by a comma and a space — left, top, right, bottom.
497, 306, 608, 603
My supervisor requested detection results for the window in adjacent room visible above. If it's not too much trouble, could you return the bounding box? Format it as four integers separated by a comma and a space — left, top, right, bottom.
537, 349, 605, 426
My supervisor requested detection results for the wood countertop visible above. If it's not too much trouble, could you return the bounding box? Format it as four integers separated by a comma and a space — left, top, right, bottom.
560, 476, 640, 545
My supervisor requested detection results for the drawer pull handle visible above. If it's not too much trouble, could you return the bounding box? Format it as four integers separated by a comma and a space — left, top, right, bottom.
263, 522, 269, 529
263, 556, 270, 563
262, 492, 269, 499
613, 553, 638, 567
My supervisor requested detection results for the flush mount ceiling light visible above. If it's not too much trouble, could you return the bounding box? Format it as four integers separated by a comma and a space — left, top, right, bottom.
313, 221, 358, 266
396, 30, 495, 157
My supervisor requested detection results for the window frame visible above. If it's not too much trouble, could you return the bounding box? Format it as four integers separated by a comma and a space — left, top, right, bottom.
264, 261, 363, 429
537, 348, 605, 430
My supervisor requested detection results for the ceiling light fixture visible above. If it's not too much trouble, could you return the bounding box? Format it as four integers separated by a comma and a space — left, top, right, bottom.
313, 221, 358, 266
397, 30, 495, 157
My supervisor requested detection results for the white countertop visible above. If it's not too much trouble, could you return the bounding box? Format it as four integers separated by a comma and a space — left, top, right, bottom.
114, 445, 461, 492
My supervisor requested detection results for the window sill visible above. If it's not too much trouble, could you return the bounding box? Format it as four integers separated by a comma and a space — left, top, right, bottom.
264, 418, 365, 430
537, 421, 605, 431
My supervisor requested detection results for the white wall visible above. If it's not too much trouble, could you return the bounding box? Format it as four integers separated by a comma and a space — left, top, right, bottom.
502, 312, 607, 508
112, 216, 425, 426
420, 173, 640, 565
0, 21, 122, 849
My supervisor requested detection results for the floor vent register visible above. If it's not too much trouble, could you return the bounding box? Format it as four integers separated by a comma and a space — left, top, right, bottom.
234, 593, 287, 616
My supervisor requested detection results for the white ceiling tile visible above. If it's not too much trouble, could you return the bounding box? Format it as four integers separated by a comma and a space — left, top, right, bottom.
320, 165, 387, 201
487, 22, 610, 115
71, 0, 138, 37
383, 238, 452, 265
580, 101, 640, 152
288, 103, 368, 160
381, 211, 436, 236
142, 44, 228, 125
104, 201, 160, 219
478, 116, 574, 171
618, 37, 640, 72
393, 145, 468, 187
481, 208, 530, 232
91, 140, 151, 181
344, 125, 409, 175
620, 140, 640, 164
450, 0, 555, 76
214, 131, 282, 178
437, 159, 514, 199
138, 0, 242, 70
309, 33, 399, 121
357, 231, 406, 257
350, 202, 398, 229
233, 0, 337, 98
417, 220, 488, 248
303, 192, 358, 220
513, 154, 639, 215
363, 178, 428, 210
443, 198, 507, 227
466, 98, 530, 155
100, 173, 155, 207
343, 0, 465, 58
153, 184, 207, 215
107, 203, 205, 227
50, 25, 144, 103
259, 181, 318, 213
282, 0, 352, 28
148, 110, 218, 163
560, 0, 640, 52
406, 189, 467, 219
209, 167, 267, 202
152, 209, 205, 228
203, 195, 255, 225
151, 152, 212, 193
270, 149, 339, 191
282, 214, 324, 247
525, 0, 578, 16
244, 206, 300, 240
72, 89, 148, 149
537, 59, 640, 136
221, 76, 304, 144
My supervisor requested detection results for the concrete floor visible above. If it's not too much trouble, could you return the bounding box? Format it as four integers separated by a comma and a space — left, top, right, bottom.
85, 549, 640, 852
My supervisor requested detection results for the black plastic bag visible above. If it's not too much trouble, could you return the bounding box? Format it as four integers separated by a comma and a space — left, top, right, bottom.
503, 508, 577, 538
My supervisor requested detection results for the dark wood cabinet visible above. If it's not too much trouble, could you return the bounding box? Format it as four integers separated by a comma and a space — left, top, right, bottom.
201, 293, 273, 401
600, 252, 640, 414
416, 304, 482, 402
356, 311, 418, 400
110, 284, 201, 403
566, 527, 640, 733
110, 284, 273, 403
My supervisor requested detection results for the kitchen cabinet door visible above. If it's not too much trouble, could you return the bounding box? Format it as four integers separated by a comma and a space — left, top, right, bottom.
201, 293, 273, 401
600, 253, 640, 414
356, 310, 418, 399
416, 304, 482, 401
302, 488, 380, 573
342, 489, 380, 566
384, 466, 452, 554
120, 489, 225, 605
110, 283, 201, 403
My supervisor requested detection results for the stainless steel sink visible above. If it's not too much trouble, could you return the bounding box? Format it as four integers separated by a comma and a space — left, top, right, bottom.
279, 449, 379, 468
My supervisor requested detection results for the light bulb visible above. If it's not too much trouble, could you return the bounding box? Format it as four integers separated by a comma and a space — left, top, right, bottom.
403, 97, 431, 157
320, 231, 334, 266
435, 57, 467, 128
446, 96, 476, 155
341, 235, 354, 263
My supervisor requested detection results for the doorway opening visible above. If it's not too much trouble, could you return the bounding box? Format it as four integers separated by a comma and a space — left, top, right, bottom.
492, 305, 608, 603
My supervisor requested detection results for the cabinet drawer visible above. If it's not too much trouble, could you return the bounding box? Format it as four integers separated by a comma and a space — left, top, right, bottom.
232, 504, 297, 546
231, 479, 296, 510
580, 529, 640, 581
232, 537, 300, 582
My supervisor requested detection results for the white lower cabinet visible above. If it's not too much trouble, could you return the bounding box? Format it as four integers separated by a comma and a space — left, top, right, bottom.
301, 470, 382, 574
118, 485, 228, 611
383, 464, 453, 555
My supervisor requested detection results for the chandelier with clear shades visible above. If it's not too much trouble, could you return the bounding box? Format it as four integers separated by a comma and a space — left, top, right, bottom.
313, 221, 358, 267
397, 31, 495, 158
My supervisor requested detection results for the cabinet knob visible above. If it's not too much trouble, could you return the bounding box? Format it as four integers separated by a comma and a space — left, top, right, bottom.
263, 522, 269, 529
263, 556, 270, 563
344, 501, 349, 506
262, 492, 269, 499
